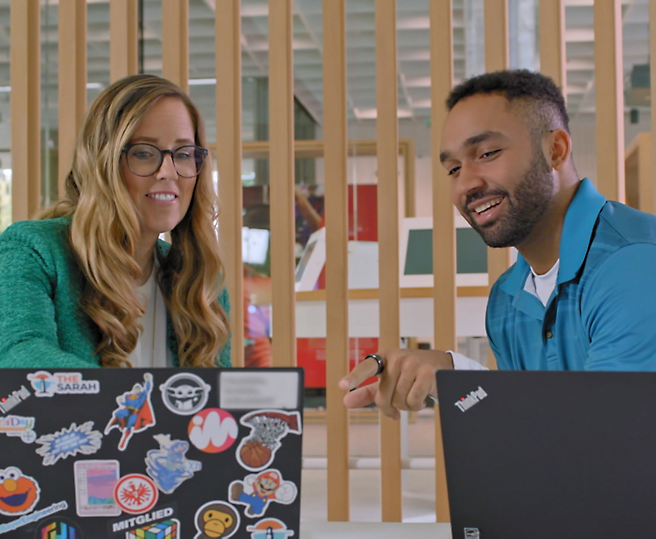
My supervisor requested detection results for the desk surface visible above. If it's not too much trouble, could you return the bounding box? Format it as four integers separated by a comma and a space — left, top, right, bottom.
300, 522, 453, 538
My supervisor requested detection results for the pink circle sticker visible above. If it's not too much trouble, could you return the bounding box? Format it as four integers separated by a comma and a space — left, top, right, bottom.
188, 408, 238, 453
114, 474, 158, 515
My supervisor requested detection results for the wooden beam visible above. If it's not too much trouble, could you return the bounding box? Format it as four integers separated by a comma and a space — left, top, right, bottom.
216, 0, 244, 367
594, 0, 625, 203
323, 0, 350, 522
430, 0, 454, 523
110, 0, 139, 82
58, 0, 87, 198
539, 0, 565, 90
649, 0, 656, 213
10, 0, 40, 221
268, 0, 296, 367
376, 0, 402, 523
162, 0, 189, 93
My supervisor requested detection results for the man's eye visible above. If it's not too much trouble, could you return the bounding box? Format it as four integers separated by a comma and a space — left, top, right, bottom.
448, 166, 460, 176
481, 149, 501, 159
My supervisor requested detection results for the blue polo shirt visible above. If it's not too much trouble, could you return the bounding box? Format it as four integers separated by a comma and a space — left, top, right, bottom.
486, 178, 656, 371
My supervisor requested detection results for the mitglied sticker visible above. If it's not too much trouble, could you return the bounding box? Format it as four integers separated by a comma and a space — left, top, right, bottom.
145, 434, 202, 494
108, 503, 177, 536
235, 410, 302, 471
194, 501, 240, 539
74, 459, 121, 517
27, 371, 99, 397
229, 468, 298, 518
246, 518, 295, 539
104, 373, 156, 451
36, 421, 102, 465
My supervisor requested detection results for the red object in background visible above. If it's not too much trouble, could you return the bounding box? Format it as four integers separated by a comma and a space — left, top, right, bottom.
297, 337, 379, 389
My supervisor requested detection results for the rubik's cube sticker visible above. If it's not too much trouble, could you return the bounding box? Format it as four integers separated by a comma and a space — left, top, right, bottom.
126, 518, 179, 538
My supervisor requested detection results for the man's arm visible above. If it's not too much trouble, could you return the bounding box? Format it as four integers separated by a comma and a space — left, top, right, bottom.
583, 243, 656, 370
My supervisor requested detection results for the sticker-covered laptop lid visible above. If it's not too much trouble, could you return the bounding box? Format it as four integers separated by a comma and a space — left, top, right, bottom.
0, 367, 303, 538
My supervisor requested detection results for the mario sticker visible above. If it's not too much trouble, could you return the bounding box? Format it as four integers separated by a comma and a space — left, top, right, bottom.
145, 434, 202, 494
36, 421, 102, 465
0, 415, 36, 444
246, 518, 295, 539
114, 474, 158, 515
159, 373, 211, 416
74, 459, 121, 517
229, 469, 297, 518
0, 467, 40, 516
194, 501, 239, 539
105, 373, 156, 451
188, 408, 238, 454
235, 410, 302, 471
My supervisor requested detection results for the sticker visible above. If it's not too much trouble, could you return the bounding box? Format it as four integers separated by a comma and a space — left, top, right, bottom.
109, 504, 177, 536
229, 469, 297, 518
194, 501, 239, 539
34, 516, 82, 539
145, 434, 202, 494
0, 501, 67, 536
114, 474, 158, 515
188, 408, 238, 454
235, 410, 302, 471
27, 371, 99, 397
36, 421, 102, 465
74, 460, 121, 517
126, 518, 180, 539
246, 518, 295, 539
0, 467, 40, 517
104, 373, 156, 451
159, 373, 211, 416
0, 415, 36, 444
0, 386, 30, 414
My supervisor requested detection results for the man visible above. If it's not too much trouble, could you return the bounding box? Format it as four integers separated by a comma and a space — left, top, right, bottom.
341, 69, 656, 419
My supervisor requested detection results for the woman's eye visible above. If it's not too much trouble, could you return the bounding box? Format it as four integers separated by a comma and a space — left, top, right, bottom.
174, 151, 192, 161
133, 151, 154, 160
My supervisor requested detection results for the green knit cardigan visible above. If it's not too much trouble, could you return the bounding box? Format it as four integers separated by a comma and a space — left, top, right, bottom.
0, 217, 231, 368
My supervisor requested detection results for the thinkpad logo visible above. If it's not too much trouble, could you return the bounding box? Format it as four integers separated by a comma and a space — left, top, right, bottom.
454, 386, 487, 412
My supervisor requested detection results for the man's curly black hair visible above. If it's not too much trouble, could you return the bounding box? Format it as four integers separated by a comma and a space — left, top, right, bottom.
446, 69, 570, 138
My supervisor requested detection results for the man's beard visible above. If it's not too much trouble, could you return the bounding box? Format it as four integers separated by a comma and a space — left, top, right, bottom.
465, 149, 554, 248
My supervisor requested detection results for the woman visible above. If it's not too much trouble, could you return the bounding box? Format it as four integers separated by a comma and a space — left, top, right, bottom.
0, 74, 230, 368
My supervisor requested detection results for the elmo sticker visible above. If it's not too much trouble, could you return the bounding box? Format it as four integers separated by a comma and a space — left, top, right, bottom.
194, 501, 239, 539
0, 467, 40, 516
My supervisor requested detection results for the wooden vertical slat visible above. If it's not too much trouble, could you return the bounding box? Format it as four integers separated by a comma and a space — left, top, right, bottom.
650, 0, 656, 214
268, 0, 296, 367
323, 0, 350, 522
484, 0, 509, 370
539, 0, 565, 90
58, 0, 87, 197
430, 0, 454, 523
162, 0, 189, 93
216, 0, 244, 368
594, 0, 624, 203
10, 0, 40, 221
110, 0, 138, 82
375, 0, 402, 523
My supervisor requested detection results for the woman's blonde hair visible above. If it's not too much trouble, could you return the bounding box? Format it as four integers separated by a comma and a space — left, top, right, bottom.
41, 74, 229, 367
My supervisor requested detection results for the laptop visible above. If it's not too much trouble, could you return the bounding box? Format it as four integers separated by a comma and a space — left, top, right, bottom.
0, 367, 303, 538
437, 370, 656, 539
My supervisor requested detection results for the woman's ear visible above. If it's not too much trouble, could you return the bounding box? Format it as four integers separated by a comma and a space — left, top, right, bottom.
548, 128, 572, 171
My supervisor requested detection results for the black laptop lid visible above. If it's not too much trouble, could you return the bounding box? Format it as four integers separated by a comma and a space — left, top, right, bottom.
0, 367, 303, 538
437, 370, 656, 539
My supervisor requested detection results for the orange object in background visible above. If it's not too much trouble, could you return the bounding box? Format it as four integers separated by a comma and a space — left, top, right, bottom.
297, 337, 379, 389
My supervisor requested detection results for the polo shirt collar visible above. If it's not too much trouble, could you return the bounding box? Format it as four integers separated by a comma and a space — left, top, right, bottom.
500, 178, 606, 297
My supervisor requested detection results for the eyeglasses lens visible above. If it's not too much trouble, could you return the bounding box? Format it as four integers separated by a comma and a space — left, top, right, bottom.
126, 144, 205, 177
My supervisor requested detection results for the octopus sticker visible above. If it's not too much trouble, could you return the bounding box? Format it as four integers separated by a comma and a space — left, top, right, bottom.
235, 410, 302, 471
194, 501, 239, 539
145, 434, 202, 494
229, 469, 297, 518
105, 373, 156, 451
0, 467, 40, 516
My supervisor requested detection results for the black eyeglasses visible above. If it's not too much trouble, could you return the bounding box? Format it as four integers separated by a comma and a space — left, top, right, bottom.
122, 143, 209, 178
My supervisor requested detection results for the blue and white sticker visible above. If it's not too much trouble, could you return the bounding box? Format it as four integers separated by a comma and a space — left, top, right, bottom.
145, 434, 202, 494
27, 371, 99, 397
35, 421, 102, 465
